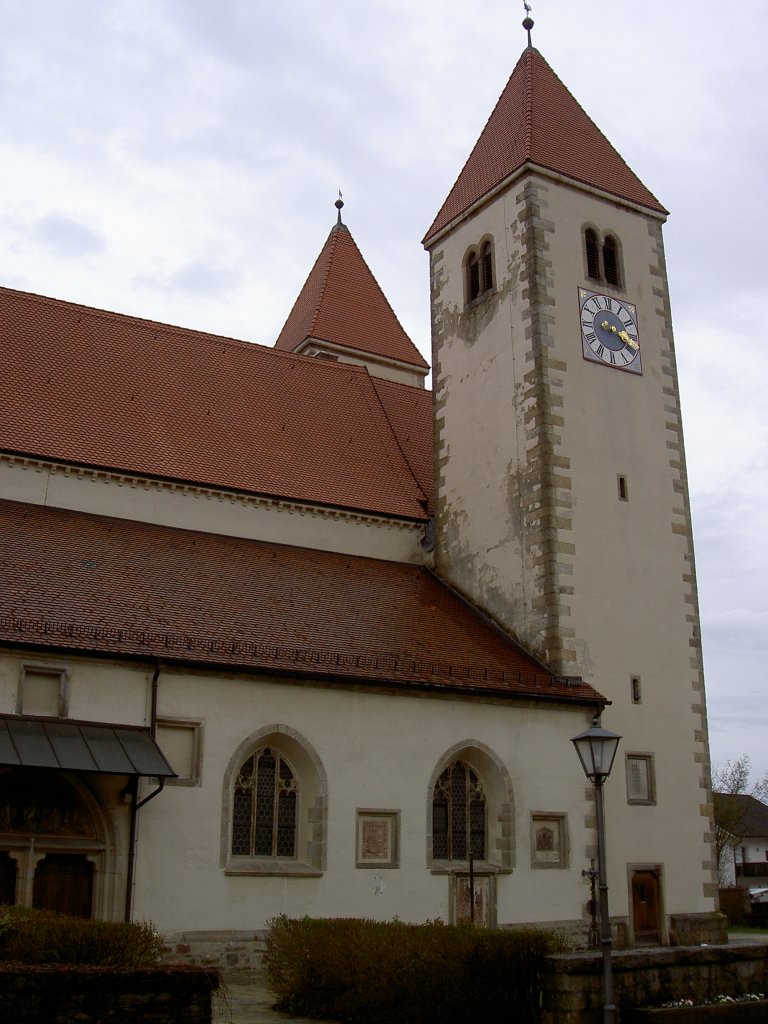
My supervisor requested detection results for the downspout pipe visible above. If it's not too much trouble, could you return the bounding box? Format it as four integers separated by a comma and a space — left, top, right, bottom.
124, 662, 163, 922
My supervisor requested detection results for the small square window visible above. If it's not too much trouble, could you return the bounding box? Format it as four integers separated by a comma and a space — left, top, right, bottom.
156, 720, 202, 786
626, 754, 655, 805
17, 664, 68, 717
530, 813, 568, 868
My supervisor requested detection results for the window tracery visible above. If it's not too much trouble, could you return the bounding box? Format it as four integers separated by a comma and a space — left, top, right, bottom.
231, 747, 297, 858
432, 759, 486, 861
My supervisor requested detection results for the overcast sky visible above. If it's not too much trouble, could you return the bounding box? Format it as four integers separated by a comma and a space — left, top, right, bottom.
1, 0, 765, 782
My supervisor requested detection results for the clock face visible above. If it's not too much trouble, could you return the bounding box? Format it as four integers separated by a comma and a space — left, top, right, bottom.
579, 288, 642, 375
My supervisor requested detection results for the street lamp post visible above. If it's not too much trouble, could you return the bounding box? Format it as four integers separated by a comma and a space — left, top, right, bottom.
572, 719, 622, 1024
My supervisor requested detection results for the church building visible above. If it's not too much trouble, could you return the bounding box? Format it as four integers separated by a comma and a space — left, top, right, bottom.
0, 33, 721, 948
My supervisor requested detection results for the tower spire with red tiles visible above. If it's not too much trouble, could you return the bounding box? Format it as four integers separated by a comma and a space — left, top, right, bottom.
275, 198, 428, 387
423, 43, 665, 246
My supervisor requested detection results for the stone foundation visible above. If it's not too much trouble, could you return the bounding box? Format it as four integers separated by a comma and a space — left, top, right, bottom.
163, 929, 267, 977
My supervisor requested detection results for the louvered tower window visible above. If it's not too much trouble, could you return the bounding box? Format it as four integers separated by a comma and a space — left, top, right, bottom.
585, 229, 600, 280
432, 760, 486, 860
231, 747, 297, 857
467, 250, 481, 301
603, 235, 620, 286
466, 240, 495, 303
481, 240, 494, 292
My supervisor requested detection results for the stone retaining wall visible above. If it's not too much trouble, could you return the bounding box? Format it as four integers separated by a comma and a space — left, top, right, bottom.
542, 944, 768, 1024
0, 964, 219, 1023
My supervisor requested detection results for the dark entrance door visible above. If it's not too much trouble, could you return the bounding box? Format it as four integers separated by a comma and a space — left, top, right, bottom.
632, 868, 661, 944
0, 852, 17, 904
33, 853, 94, 918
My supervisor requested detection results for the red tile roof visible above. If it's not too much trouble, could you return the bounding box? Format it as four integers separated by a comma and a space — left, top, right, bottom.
371, 378, 434, 515
0, 286, 430, 520
424, 48, 665, 244
0, 500, 602, 704
275, 223, 429, 369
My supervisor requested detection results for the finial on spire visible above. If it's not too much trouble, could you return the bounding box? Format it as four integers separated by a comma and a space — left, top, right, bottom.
335, 190, 344, 227
522, 1, 534, 48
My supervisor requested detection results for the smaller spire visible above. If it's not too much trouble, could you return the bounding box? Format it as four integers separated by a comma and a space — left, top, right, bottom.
522, 2, 534, 48
335, 190, 345, 228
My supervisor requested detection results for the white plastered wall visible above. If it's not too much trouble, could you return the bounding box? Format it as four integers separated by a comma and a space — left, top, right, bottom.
429, 171, 714, 928
0, 456, 427, 564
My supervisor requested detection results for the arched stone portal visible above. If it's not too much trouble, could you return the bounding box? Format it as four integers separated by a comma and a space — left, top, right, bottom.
0, 768, 118, 918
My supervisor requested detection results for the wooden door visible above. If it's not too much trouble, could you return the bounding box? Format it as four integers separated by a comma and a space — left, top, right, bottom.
632, 869, 661, 944
33, 853, 94, 918
0, 852, 17, 904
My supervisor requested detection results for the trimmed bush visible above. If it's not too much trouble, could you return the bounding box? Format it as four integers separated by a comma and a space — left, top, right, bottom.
0, 906, 163, 966
263, 916, 566, 1024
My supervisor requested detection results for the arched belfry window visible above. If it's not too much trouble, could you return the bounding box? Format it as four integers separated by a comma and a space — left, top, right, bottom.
232, 747, 297, 858
584, 228, 623, 288
585, 229, 600, 280
603, 235, 620, 287
465, 239, 495, 304
467, 250, 481, 302
481, 240, 494, 292
432, 760, 486, 860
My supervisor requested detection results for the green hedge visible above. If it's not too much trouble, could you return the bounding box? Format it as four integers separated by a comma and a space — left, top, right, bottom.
0, 906, 163, 966
263, 916, 566, 1024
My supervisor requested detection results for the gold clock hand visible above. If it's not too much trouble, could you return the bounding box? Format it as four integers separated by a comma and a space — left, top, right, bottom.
618, 330, 638, 349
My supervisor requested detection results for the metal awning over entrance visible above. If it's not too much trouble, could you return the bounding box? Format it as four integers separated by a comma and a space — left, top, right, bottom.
0, 714, 176, 777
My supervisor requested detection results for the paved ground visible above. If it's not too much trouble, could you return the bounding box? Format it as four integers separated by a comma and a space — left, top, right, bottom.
213, 977, 332, 1024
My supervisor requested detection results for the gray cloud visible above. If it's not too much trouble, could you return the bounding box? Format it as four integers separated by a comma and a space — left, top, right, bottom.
32, 212, 106, 257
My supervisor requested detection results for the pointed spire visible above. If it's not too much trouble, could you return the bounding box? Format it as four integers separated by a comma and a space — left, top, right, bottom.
424, 48, 666, 245
335, 190, 346, 229
275, 215, 429, 370
522, 2, 534, 48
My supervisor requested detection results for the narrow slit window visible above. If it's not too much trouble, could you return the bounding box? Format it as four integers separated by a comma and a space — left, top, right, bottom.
618, 475, 629, 501
631, 676, 642, 704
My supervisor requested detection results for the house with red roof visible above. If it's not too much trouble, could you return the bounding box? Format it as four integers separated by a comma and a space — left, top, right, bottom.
0, 38, 721, 951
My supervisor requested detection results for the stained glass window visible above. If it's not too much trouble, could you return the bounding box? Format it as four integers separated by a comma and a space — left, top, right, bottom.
432, 760, 486, 860
231, 747, 297, 857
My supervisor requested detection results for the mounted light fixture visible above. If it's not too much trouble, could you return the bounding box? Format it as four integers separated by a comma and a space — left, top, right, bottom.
572, 722, 622, 783
572, 716, 622, 1024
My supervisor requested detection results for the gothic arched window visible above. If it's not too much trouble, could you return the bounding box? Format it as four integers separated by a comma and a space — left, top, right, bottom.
432, 760, 486, 860
231, 747, 297, 858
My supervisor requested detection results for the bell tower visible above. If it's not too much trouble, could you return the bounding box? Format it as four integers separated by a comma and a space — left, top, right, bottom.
424, 31, 718, 937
